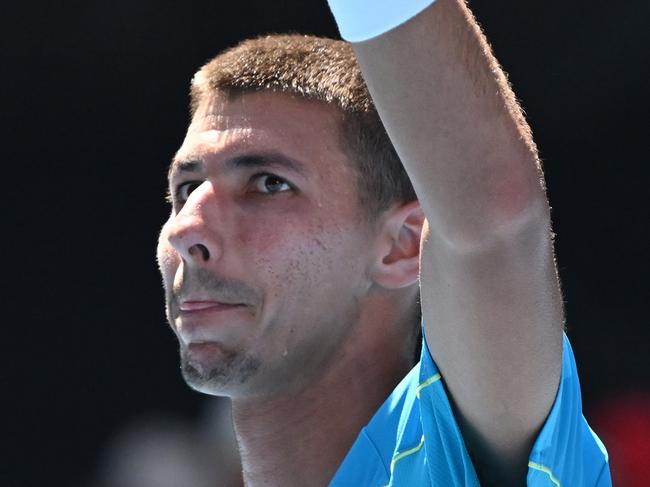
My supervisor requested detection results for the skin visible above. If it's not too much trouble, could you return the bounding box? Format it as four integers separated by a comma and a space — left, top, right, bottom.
157, 91, 425, 486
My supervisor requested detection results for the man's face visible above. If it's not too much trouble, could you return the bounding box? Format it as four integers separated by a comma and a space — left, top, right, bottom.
157, 91, 377, 398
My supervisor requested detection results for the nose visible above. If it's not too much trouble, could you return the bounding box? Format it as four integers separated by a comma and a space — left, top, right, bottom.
165, 181, 222, 265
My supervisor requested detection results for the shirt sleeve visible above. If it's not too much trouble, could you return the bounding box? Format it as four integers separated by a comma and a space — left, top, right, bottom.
526, 334, 612, 486
418, 331, 612, 486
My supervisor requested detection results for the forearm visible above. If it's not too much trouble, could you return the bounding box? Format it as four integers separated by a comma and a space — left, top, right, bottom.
351, 0, 549, 249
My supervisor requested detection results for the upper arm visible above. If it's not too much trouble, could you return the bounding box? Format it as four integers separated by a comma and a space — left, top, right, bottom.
350, 0, 564, 481
419, 209, 563, 483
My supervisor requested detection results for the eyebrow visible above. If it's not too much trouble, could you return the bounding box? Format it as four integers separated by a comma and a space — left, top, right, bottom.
168, 152, 309, 181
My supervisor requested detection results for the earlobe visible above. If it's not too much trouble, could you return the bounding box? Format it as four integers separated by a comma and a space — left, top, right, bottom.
370, 200, 425, 290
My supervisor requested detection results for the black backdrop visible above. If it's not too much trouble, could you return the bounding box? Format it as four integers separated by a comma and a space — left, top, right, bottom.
3, 1, 649, 485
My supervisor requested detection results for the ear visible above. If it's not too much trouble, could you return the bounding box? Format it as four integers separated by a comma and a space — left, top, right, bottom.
369, 200, 425, 289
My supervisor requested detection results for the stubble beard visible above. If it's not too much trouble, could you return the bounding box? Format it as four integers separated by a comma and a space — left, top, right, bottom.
179, 345, 261, 396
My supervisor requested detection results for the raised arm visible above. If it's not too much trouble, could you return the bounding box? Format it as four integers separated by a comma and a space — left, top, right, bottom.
334, 0, 564, 483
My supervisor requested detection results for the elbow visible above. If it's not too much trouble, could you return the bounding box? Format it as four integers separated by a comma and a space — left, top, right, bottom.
432, 191, 552, 255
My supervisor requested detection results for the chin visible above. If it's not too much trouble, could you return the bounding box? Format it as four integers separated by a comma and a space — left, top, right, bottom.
180, 348, 261, 396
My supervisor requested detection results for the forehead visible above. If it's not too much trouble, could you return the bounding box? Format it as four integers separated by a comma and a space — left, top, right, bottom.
173, 91, 352, 178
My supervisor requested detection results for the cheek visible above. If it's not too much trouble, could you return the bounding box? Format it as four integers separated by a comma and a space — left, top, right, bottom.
232, 207, 367, 296
234, 219, 327, 282
233, 212, 304, 257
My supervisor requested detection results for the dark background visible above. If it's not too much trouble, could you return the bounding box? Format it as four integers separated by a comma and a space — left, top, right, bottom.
3, 1, 648, 485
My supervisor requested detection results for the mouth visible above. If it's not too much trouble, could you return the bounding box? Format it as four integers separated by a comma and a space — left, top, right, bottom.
179, 301, 245, 314
174, 300, 249, 346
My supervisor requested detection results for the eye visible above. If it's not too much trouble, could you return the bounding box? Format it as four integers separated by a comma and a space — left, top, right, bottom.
252, 173, 293, 194
175, 181, 202, 202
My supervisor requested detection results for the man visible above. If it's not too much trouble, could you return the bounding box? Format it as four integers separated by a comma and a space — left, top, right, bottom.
157, 0, 611, 485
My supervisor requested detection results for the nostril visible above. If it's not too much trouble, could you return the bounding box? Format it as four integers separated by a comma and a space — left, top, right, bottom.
188, 243, 210, 261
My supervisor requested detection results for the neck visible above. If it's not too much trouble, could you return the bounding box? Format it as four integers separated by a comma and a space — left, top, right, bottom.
231, 299, 415, 487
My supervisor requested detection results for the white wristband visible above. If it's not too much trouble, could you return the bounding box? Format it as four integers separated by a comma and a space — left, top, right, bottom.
327, 0, 437, 43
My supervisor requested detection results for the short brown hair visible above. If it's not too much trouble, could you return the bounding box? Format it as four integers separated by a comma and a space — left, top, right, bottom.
190, 34, 417, 227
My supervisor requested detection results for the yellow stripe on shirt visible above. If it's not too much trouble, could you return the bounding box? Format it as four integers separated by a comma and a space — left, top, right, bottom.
389, 435, 426, 474
416, 373, 441, 398
528, 461, 562, 487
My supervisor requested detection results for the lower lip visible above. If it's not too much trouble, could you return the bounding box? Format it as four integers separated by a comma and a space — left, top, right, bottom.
179, 302, 245, 315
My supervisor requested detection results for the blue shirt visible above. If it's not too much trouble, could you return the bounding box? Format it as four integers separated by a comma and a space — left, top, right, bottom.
329, 328, 611, 486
